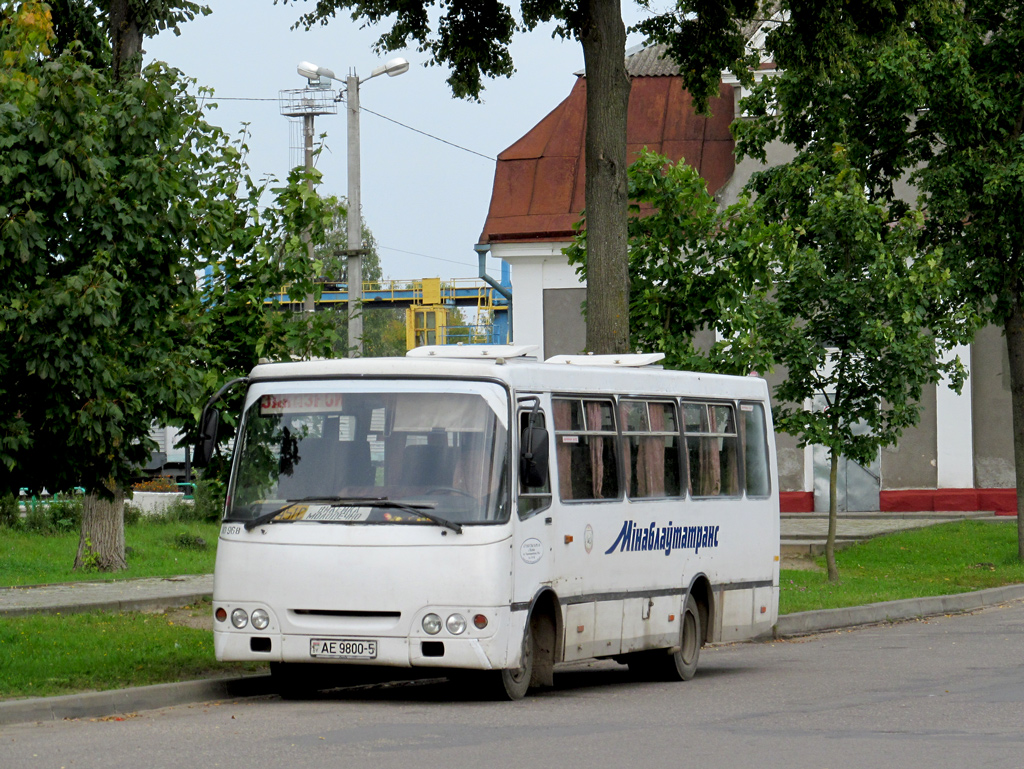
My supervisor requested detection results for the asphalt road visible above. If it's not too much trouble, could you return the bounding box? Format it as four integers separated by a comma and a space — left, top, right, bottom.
5, 601, 1024, 769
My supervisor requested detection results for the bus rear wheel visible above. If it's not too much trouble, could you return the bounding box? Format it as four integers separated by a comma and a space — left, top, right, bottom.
628, 594, 701, 682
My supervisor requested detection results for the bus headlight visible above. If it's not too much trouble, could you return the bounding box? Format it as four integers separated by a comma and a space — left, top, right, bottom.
251, 609, 270, 630
422, 613, 442, 635
231, 608, 249, 629
446, 614, 467, 635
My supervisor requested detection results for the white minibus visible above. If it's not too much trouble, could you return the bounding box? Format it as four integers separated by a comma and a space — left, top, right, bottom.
200, 345, 779, 699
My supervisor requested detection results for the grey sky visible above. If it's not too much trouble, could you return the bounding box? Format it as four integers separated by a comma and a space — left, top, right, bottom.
145, 1, 651, 282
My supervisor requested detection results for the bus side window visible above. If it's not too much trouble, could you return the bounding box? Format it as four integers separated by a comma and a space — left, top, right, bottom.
518, 411, 551, 519
620, 399, 683, 498
553, 398, 620, 501
683, 402, 740, 497
740, 403, 771, 497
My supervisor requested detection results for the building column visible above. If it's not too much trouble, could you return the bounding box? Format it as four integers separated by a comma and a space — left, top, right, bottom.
936, 343, 974, 488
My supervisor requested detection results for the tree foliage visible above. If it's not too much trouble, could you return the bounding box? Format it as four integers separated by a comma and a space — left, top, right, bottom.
0, 2, 337, 569
736, 0, 1024, 556
312, 196, 407, 358
567, 149, 781, 373
1, 2, 219, 496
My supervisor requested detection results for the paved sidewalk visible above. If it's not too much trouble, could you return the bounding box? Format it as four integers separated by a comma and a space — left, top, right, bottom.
0, 574, 212, 617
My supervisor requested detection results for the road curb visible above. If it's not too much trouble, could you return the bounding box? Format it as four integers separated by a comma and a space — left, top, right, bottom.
0, 675, 273, 726
774, 583, 1024, 638
0, 592, 213, 618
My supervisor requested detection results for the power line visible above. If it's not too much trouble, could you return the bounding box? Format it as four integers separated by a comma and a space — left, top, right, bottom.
196, 95, 496, 162
359, 106, 496, 162
379, 245, 477, 268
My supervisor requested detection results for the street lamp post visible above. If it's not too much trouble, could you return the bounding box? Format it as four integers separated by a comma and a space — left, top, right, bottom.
290, 57, 409, 356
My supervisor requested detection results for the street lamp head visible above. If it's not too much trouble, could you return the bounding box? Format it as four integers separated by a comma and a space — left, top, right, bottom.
297, 61, 337, 87
297, 61, 320, 80
370, 57, 410, 79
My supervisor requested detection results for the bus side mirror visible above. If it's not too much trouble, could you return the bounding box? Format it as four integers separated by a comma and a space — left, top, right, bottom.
194, 407, 220, 468
520, 426, 549, 488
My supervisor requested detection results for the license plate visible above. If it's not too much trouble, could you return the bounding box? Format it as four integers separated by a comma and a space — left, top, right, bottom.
309, 638, 378, 659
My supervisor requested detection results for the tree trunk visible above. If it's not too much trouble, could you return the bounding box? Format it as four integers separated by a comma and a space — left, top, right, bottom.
1004, 302, 1024, 560
109, 0, 143, 80
75, 490, 128, 572
580, 0, 631, 355
826, 449, 840, 582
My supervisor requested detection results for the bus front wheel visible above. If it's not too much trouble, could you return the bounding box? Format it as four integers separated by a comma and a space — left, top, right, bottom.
487, 623, 533, 700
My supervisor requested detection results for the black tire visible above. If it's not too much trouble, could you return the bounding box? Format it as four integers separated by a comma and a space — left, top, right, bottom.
486, 621, 534, 700
627, 594, 701, 682
270, 661, 321, 699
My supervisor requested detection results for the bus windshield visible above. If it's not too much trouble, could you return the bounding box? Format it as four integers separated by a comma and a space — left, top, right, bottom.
225, 384, 510, 526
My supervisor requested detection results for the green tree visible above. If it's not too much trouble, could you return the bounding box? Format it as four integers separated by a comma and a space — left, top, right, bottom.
313, 196, 406, 357
0, 2, 331, 570
567, 149, 781, 374
280, 0, 776, 355
736, 0, 1024, 556
743, 153, 970, 581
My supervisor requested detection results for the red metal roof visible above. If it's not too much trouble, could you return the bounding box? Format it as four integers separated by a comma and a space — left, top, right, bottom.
480, 73, 736, 244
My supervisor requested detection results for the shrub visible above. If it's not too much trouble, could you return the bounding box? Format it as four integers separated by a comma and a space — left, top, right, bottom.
47, 496, 82, 533
162, 497, 199, 522
192, 478, 226, 522
173, 531, 208, 550
123, 503, 143, 526
22, 493, 83, 535
0, 494, 20, 529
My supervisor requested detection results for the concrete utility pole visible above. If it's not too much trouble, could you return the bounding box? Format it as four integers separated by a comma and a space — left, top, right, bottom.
303, 112, 317, 315
346, 71, 363, 354
282, 58, 409, 357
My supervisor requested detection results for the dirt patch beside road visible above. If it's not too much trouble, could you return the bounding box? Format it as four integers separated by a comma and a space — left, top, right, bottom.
154, 603, 213, 632
781, 555, 824, 572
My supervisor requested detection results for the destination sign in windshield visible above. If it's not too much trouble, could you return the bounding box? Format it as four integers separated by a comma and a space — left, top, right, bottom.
259, 394, 344, 414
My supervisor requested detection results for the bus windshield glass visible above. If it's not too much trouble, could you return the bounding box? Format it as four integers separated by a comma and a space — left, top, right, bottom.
226, 383, 510, 526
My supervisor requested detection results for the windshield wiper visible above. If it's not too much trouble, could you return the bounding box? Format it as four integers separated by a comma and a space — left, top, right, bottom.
242, 496, 386, 531
376, 500, 463, 535
241, 496, 462, 534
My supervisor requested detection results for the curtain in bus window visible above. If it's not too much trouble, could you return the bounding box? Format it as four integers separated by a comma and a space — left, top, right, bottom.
452, 432, 487, 498
715, 405, 740, 495
586, 400, 605, 498
641, 402, 667, 496
553, 399, 574, 500
699, 407, 722, 496
554, 398, 618, 501
623, 400, 676, 498
686, 403, 740, 497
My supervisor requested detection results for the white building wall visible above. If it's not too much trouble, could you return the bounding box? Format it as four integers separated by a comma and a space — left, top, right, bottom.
490, 241, 577, 360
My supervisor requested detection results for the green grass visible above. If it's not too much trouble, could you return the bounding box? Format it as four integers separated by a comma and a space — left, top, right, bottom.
0, 518, 220, 587
781, 519, 1024, 614
0, 604, 264, 700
